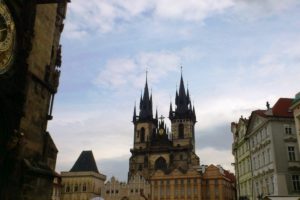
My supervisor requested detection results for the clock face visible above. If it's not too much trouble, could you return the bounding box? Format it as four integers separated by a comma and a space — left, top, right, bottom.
0, 2, 16, 75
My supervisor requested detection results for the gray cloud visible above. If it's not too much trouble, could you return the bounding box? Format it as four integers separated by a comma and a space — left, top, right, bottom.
196, 123, 232, 151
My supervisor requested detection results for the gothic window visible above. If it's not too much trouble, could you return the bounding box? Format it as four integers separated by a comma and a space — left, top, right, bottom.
155, 157, 167, 170
140, 127, 145, 143
178, 124, 184, 139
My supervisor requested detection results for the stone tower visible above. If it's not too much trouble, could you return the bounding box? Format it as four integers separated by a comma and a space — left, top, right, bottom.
169, 73, 197, 152
0, 0, 68, 199
129, 73, 199, 181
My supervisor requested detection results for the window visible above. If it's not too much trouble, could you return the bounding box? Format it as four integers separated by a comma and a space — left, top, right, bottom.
267, 148, 271, 163
285, 125, 292, 135
74, 184, 78, 192
292, 175, 300, 191
155, 157, 167, 170
178, 124, 184, 139
140, 128, 145, 143
66, 185, 70, 193
288, 146, 296, 161
174, 179, 178, 196
270, 176, 274, 194
82, 184, 86, 192
265, 178, 269, 195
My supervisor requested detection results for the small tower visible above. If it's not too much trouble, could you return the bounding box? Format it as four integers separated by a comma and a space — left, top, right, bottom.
169, 73, 197, 152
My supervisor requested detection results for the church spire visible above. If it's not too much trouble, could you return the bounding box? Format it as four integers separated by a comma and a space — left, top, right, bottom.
172, 71, 195, 121
138, 72, 154, 121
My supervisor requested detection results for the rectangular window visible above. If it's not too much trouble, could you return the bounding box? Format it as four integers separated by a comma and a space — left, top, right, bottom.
285, 125, 292, 135
265, 178, 269, 195
267, 148, 271, 163
288, 146, 296, 161
174, 179, 178, 197
270, 176, 274, 194
292, 175, 300, 191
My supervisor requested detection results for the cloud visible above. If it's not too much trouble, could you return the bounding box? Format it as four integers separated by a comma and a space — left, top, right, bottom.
197, 147, 234, 172
94, 50, 182, 89
63, 0, 300, 39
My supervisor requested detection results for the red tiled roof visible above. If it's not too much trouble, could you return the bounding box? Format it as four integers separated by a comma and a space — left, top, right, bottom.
224, 170, 235, 183
272, 98, 293, 118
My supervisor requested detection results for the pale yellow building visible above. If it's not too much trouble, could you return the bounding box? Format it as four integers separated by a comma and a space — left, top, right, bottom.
103, 172, 150, 200
61, 151, 106, 200
231, 117, 253, 200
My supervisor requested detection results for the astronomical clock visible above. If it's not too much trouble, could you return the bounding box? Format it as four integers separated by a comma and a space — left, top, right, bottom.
0, 2, 16, 75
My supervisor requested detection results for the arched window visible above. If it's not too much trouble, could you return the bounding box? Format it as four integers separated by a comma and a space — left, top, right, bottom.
140, 127, 145, 143
155, 157, 167, 170
82, 183, 86, 192
178, 124, 184, 139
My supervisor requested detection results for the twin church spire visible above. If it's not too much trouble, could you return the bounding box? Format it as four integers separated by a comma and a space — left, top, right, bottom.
170, 73, 196, 122
133, 71, 196, 124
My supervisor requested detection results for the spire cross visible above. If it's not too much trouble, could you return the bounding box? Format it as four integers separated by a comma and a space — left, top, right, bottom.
180, 65, 183, 74
159, 115, 165, 121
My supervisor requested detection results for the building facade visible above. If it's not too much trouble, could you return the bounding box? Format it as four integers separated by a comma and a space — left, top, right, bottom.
61, 151, 106, 200
0, 0, 68, 199
103, 173, 151, 200
128, 73, 236, 200
291, 92, 300, 153
232, 98, 300, 199
231, 117, 252, 200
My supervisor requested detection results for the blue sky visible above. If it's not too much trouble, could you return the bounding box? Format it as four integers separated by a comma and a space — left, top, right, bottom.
48, 0, 300, 181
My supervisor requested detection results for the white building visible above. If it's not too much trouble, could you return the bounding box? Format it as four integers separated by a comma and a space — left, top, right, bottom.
246, 98, 300, 198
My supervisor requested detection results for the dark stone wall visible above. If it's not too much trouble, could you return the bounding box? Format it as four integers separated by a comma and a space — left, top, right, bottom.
0, 0, 68, 199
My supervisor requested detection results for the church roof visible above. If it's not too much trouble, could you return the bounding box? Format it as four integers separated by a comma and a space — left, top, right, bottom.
70, 150, 99, 173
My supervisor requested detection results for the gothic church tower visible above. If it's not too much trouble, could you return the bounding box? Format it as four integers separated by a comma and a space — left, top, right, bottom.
129, 73, 199, 181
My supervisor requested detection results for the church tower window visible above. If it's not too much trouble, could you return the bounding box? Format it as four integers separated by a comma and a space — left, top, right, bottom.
155, 157, 167, 170
179, 124, 184, 139
140, 128, 145, 143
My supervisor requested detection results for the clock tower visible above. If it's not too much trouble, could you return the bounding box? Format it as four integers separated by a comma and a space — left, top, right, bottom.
0, 0, 68, 199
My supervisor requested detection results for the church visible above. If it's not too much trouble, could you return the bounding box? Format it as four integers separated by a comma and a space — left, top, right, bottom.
126, 73, 236, 200
60, 73, 237, 200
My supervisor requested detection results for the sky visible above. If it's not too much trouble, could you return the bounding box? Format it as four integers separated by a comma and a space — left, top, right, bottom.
48, 0, 300, 181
